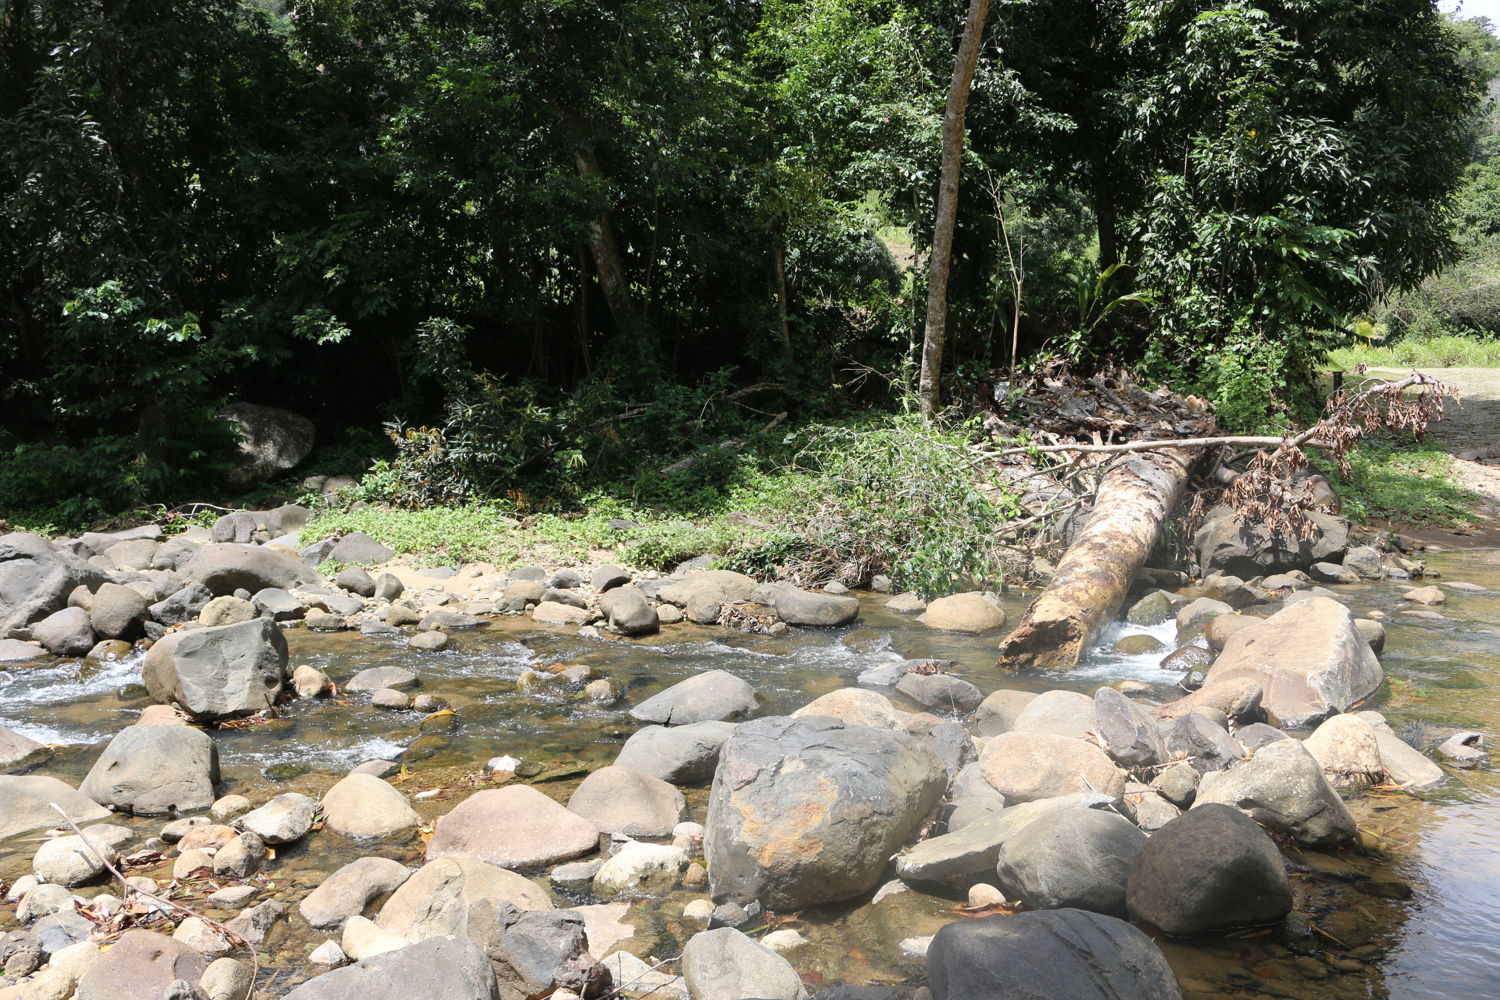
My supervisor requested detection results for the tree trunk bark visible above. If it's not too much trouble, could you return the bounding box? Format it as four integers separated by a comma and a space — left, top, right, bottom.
772, 230, 792, 356
573, 145, 638, 334
918, 0, 991, 419
996, 448, 1198, 671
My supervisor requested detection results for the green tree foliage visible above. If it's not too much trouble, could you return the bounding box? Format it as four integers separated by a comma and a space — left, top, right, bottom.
0, 0, 1485, 515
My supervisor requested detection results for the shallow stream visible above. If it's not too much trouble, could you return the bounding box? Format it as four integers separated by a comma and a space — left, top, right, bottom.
4, 550, 1500, 999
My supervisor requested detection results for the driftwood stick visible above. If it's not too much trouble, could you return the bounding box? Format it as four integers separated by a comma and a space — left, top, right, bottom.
48, 803, 259, 991
990, 433, 1331, 457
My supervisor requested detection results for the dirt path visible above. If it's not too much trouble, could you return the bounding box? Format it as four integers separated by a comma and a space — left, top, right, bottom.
1372, 367, 1500, 547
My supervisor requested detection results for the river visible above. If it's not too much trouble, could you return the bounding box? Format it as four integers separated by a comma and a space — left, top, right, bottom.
2, 550, 1498, 998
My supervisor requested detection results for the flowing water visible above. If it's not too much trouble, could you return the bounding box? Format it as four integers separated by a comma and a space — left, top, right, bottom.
3, 552, 1500, 998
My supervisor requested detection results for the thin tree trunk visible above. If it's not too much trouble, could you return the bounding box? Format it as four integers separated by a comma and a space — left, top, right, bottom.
772, 230, 792, 356
573, 145, 637, 334
996, 448, 1198, 671
918, 0, 992, 418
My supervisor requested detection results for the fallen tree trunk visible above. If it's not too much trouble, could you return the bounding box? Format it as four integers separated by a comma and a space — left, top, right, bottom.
996, 448, 1198, 671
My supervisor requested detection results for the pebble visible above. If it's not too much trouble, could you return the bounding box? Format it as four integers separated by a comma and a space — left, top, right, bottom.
371, 688, 411, 710
899, 936, 934, 958
173, 916, 231, 957
682, 862, 708, 889
486, 755, 522, 773
967, 883, 1005, 907
309, 940, 348, 966
682, 899, 715, 926
209, 795, 253, 823
761, 929, 808, 953
872, 880, 909, 904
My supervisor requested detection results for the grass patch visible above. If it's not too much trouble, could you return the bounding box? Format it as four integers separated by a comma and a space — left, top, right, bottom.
1320, 440, 1483, 527
299, 503, 524, 566
1328, 334, 1500, 371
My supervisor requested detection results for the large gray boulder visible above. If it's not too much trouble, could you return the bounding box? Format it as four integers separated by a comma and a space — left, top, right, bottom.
377, 859, 553, 942
681, 927, 809, 1000
148, 582, 215, 626
466, 900, 610, 1000
978, 731, 1126, 804
629, 670, 758, 726
328, 533, 396, 565
218, 402, 316, 489
565, 766, 685, 837
32, 606, 94, 656
75, 929, 206, 1000
321, 773, 422, 839
1202, 596, 1381, 726
1193, 738, 1356, 847
705, 716, 947, 909
1194, 507, 1350, 577
766, 583, 859, 627
656, 570, 758, 607
0, 776, 112, 839
1126, 804, 1292, 936
300, 857, 413, 928
0, 532, 108, 639
995, 808, 1146, 917
926, 909, 1182, 1000
141, 617, 290, 720
894, 792, 1114, 882
89, 582, 147, 640
181, 544, 318, 595
1093, 687, 1166, 769
598, 586, 659, 636
614, 721, 737, 785
0, 723, 43, 766
212, 511, 259, 544
81, 725, 219, 815
280, 935, 499, 1000
426, 786, 601, 869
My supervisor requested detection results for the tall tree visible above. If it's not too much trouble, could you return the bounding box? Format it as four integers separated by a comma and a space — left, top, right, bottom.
919, 0, 991, 418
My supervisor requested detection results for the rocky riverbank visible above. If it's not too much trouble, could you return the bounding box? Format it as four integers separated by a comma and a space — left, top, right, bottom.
0, 506, 1487, 1000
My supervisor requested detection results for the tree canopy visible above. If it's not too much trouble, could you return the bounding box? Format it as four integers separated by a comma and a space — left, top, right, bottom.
0, 0, 1486, 517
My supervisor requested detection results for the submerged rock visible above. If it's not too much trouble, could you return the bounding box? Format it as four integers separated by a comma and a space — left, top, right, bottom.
705, 716, 946, 909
